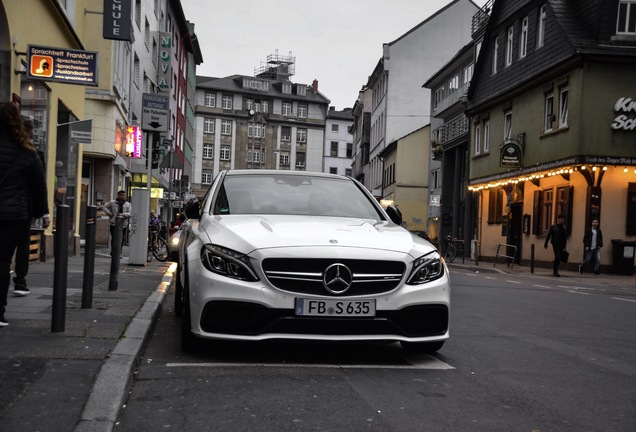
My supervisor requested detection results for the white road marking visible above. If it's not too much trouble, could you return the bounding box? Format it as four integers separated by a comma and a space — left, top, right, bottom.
568, 290, 591, 295
506, 280, 521, 284
166, 357, 455, 370
485, 276, 496, 280
533, 285, 550, 288
612, 297, 636, 303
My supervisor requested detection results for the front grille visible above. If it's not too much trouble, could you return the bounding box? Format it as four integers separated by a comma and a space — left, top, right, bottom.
200, 301, 449, 338
262, 258, 406, 296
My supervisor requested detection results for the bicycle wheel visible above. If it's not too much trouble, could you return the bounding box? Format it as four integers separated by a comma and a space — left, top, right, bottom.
152, 236, 169, 262
446, 244, 457, 263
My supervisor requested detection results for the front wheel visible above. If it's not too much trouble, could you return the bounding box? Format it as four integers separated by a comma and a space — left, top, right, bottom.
152, 237, 169, 262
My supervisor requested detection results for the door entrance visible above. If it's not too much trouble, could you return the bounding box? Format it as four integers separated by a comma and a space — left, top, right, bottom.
508, 203, 523, 263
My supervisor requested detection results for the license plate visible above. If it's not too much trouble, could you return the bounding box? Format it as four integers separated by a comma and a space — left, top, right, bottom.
295, 298, 376, 317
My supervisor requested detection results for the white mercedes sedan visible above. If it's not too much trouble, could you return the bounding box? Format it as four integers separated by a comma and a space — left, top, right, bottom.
175, 170, 450, 353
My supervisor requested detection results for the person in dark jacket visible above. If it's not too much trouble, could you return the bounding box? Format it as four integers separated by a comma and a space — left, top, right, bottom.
0, 102, 48, 327
12, 118, 50, 296
579, 219, 603, 275
544, 214, 568, 277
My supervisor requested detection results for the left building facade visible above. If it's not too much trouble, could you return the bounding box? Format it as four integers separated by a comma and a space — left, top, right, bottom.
1, 0, 201, 253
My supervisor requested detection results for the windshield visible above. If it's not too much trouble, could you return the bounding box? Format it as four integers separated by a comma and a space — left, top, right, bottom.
213, 174, 383, 219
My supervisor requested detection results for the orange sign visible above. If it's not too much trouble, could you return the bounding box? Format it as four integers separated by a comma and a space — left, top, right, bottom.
30, 55, 54, 77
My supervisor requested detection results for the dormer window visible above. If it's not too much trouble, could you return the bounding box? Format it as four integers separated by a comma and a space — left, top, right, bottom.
282, 83, 292, 94
296, 85, 306, 96
617, 1, 636, 34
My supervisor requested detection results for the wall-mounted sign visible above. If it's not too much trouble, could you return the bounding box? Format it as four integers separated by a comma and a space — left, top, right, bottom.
103, 0, 132, 41
611, 97, 636, 130
125, 126, 143, 158
158, 33, 172, 92
430, 194, 441, 207
500, 141, 522, 168
27, 45, 98, 86
142, 93, 170, 132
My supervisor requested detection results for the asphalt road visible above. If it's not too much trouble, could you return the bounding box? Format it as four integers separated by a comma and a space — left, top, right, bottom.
114, 269, 636, 432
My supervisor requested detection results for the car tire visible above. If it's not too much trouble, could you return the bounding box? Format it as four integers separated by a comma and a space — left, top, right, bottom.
174, 263, 183, 316
400, 340, 445, 354
180, 264, 197, 352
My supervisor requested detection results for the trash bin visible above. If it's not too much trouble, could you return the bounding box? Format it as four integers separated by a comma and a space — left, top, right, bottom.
610, 240, 636, 276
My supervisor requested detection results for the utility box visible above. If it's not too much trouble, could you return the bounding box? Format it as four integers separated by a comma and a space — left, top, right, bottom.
610, 240, 636, 276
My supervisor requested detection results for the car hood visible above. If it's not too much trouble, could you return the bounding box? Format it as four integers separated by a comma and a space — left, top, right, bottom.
199, 215, 433, 256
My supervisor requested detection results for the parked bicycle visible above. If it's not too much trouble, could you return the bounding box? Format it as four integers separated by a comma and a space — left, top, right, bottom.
444, 234, 458, 263
148, 224, 169, 262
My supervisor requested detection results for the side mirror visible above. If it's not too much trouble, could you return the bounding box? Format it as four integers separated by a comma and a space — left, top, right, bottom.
184, 199, 200, 220
385, 205, 403, 225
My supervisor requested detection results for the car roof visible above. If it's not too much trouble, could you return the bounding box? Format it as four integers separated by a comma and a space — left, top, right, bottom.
221, 170, 349, 180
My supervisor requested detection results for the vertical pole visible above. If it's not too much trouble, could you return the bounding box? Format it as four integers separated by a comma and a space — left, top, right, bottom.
531, 243, 535, 274
82, 205, 97, 308
109, 217, 124, 291
52, 205, 70, 332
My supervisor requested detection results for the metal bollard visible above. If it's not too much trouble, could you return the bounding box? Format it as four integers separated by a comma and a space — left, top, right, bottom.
82, 206, 97, 308
108, 217, 124, 291
52, 205, 70, 333
530, 244, 535, 274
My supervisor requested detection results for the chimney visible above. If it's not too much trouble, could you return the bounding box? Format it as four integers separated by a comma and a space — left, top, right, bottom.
312, 79, 318, 93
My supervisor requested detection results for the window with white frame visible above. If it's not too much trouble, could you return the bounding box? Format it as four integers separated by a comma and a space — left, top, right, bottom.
434, 87, 444, 110
537, 4, 546, 48
246, 99, 253, 110
134, 55, 140, 86
262, 101, 268, 113
559, 85, 569, 127
297, 85, 306, 96
483, 120, 490, 153
330, 141, 338, 157
222, 95, 233, 110
248, 123, 263, 138
448, 75, 460, 93
492, 38, 499, 74
280, 152, 290, 166
504, 110, 513, 140
221, 120, 232, 135
281, 126, 291, 141
202, 143, 214, 159
282, 102, 292, 116
463, 64, 474, 85
220, 145, 230, 161
297, 128, 307, 142
296, 152, 306, 168
506, 26, 514, 67
331, 124, 339, 133
204, 117, 215, 133
247, 151, 264, 163
474, 124, 481, 156
202, 171, 213, 184
205, 92, 215, 107
298, 104, 307, 118
617, 1, 636, 34
329, 167, 338, 174
282, 83, 292, 94
520, 16, 528, 58
544, 92, 555, 132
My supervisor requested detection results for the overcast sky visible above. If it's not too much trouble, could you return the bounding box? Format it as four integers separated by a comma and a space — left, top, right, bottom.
181, 0, 489, 111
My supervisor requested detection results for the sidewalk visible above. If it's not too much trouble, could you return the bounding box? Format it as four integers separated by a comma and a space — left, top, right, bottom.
0, 245, 174, 432
447, 258, 636, 290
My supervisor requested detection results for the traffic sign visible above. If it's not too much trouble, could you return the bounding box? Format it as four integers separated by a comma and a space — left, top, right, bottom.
142, 93, 169, 132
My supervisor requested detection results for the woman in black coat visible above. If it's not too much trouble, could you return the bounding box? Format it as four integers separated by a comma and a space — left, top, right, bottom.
0, 102, 48, 327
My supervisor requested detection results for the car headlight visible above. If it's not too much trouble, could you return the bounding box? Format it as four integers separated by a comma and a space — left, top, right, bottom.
406, 251, 444, 285
200, 244, 259, 282
170, 236, 180, 247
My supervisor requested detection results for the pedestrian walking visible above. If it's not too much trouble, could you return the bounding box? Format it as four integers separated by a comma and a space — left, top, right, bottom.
544, 214, 568, 277
0, 102, 48, 327
12, 118, 50, 297
579, 219, 603, 275
101, 190, 131, 255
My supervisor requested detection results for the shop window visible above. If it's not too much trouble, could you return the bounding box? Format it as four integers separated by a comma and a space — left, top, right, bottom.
487, 189, 504, 224
627, 183, 636, 235
533, 186, 573, 236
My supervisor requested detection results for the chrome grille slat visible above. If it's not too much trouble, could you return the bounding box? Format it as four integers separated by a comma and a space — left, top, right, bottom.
262, 258, 406, 296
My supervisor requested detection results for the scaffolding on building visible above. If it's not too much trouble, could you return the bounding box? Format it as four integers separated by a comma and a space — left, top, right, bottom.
254, 50, 296, 81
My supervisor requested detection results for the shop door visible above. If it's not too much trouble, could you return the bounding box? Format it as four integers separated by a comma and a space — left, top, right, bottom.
508, 203, 523, 263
